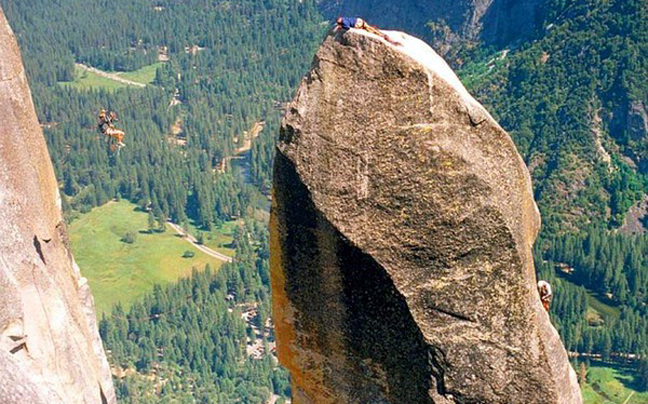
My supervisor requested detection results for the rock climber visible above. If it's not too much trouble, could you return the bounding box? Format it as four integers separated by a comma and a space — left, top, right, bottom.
98, 109, 125, 148
537, 280, 553, 312
98, 109, 109, 132
108, 110, 118, 125
335, 17, 402, 46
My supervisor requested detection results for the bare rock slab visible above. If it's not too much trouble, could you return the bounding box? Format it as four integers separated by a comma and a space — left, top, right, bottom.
0, 8, 116, 404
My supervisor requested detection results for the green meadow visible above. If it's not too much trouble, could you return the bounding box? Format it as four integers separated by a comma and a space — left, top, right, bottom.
116, 62, 164, 84
69, 200, 232, 315
185, 219, 241, 256
59, 62, 163, 91
59, 65, 129, 91
587, 293, 621, 323
582, 361, 647, 404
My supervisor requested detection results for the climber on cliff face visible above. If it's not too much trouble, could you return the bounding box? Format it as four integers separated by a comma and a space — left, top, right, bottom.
537, 280, 553, 312
334, 17, 402, 46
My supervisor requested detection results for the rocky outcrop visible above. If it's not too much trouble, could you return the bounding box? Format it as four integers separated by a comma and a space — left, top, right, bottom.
0, 9, 116, 404
271, 28, 582, 403
610, 99, 647, 174
625, 100, 647, 174
627, 100, 648, 144
477, 0, 543, 46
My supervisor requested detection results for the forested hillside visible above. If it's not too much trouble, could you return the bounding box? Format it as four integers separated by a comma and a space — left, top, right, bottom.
464, 0, 647, 234
536, 232, 647, 359
1, 0, 323, 227
457, 0, 647, 388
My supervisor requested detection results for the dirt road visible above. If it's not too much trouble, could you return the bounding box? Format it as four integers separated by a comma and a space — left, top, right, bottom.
167, 222, 233, 263
76, 63, 147, 88
621, 391, 635, 404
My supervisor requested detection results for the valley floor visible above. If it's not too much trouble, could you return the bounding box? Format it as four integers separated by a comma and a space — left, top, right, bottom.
582, 361, 648, 404
69, 200, 235, 314
59, 62, 164, 91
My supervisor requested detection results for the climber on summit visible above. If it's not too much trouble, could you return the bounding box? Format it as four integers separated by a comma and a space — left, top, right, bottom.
334, 17, 402, 46
537, 280, 553, 312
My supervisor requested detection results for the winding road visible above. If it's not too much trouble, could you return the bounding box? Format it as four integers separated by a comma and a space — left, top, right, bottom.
167, 222, 233, 263
621, 391, 635, 404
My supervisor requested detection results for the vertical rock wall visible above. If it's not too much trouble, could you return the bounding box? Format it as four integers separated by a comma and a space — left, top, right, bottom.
0, 9, 116, 404
270, 29, 582, 403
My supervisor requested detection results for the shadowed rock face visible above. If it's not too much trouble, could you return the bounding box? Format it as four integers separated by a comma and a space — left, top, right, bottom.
270, 29, 582, 404
0, 9, 116, 404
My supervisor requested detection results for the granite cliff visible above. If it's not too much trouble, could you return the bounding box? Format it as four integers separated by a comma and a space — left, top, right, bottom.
270, 28, 582, 403
0, 9, 116, 404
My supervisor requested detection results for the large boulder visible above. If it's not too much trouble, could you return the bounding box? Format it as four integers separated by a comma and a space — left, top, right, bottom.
0, 8, 116, 404
270, 28, 582, 403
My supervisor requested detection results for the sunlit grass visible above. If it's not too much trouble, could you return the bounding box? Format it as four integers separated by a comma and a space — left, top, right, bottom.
69, 200, 231, 315
582, 361, 648, 404
58, 62, 164, 91
184, 219, 241, 256
59, 65, 129, 91
117, 62, 164, 84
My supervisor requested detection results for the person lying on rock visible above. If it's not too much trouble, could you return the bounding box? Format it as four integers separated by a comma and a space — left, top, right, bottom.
335, 17, 402, 46
537, 280, 553, 312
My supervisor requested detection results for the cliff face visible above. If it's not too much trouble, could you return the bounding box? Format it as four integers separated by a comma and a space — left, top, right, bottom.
319, 0, 543, 47
271, 29, 582, 403
0, 9, 116, 404
613, 99, 648, 174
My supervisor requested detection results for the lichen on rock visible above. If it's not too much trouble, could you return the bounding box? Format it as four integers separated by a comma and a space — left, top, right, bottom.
270, 28, 582, 403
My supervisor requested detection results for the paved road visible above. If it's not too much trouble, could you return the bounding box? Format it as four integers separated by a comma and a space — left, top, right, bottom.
167, 222, 233, 263
76, 63, 147, 88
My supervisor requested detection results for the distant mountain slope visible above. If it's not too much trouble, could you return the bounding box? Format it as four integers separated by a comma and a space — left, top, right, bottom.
318, 0, 545, 48
467, 0, 647, 233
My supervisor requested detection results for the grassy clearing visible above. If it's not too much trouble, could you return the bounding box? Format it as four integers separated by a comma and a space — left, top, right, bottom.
586, 306, 605, 325
59, 65, 129, 92
58, 62, 163, 91
184, 219, 240, 256
587, 292, 621, 322
582, 361, 647, 403
69, 200, 231, 315
117, 62, 164, 84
